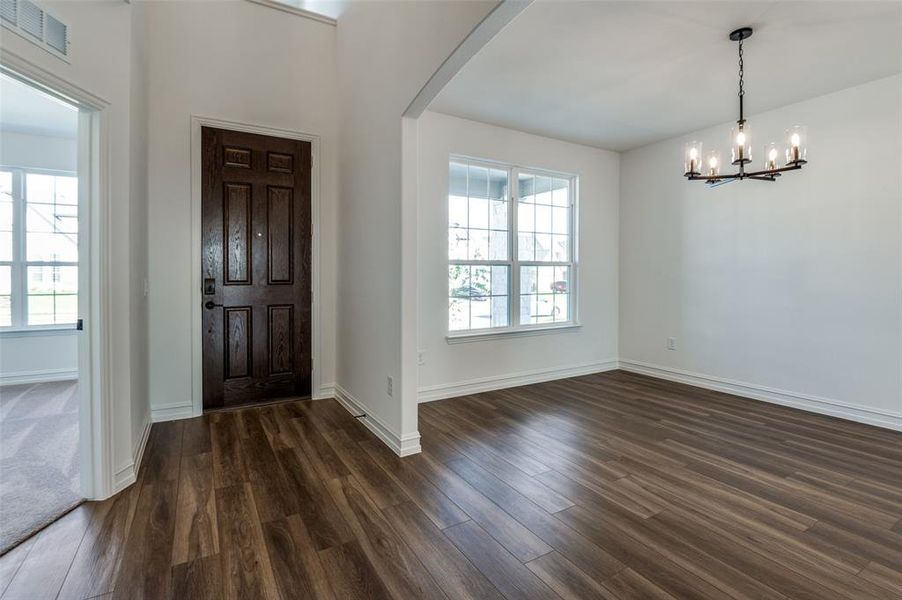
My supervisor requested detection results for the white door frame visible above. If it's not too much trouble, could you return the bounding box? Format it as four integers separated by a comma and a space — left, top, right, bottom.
189, 116, 323, 416
0, 50, 113, 500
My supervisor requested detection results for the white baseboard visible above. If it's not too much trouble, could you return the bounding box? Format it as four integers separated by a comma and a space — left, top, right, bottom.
150, 384, 334, 422
313, 383, 335, 400
112, 414, 152, 493
418, 359, 620, 403
0, 368, 78, 386
619, 359, 902, 432
151, 403, 195, 423
333, 383, 421, 457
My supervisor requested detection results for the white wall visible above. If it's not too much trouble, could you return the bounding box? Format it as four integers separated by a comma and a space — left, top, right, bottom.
0, 131, 79, 384
620, 75, 902, 429
0, 331, 78, 384
129, 1, 150, 457
1, 0, 147, 494
145, 1, 339, 419
417, 110, 619, 399
335, 0, 497, 453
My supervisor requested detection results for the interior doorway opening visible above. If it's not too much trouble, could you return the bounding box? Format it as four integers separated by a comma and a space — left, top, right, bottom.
0, 69, 86, 553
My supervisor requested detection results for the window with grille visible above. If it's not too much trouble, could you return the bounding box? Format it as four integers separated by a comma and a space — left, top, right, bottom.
0, 168, 78, 328
448, 157, 576, 334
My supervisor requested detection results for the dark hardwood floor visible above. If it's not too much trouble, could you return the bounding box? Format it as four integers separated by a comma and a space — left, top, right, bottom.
1, 370, 901, 599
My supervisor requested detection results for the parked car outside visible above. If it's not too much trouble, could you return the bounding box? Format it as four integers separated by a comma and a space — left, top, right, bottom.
451, 285, 489, 300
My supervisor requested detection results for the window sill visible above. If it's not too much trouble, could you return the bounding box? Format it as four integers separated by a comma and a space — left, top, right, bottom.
0, 327, 78, 338
446, 323, 582, 344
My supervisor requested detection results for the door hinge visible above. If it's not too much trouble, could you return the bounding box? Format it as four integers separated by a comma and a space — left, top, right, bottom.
76, 318, 83, 331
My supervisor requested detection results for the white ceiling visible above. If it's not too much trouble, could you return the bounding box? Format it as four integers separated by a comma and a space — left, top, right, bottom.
0, 72, 78, 139
430, 1, 902, 152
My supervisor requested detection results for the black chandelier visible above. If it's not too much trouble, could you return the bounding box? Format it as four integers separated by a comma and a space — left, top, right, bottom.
684, 27, 808, 186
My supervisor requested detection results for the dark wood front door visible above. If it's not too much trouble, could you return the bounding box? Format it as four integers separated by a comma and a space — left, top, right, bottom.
201, 126, 312, 409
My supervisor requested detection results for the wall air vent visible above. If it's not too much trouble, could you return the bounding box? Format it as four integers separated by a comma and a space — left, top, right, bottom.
0, 0, 16, 26
44, 12, 66, 54
0, 0, 69, 61
18, 0, 41, 40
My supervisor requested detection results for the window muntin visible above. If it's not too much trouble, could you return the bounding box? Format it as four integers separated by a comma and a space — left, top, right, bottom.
519, 264, 570, 326
517, 174, 572, 326
448, 158, 576, 335
0, 168, 78, 329
449, 264, 510, 331
448, 162, 511, 331
448, 163, 509, 262
0, 172, 12, 326
0, 265, 10, 327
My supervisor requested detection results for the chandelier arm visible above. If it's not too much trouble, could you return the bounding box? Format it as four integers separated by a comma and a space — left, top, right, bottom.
686, 162, 804, 182
743, 163, 804, 177
687, 173, 741, 181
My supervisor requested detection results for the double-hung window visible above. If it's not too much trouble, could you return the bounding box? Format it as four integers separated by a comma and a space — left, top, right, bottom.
0, 168, 79, 329
448, 157, 577, 336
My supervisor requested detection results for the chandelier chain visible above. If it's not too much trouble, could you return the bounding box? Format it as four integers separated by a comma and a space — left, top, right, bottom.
738, 38, 744, 99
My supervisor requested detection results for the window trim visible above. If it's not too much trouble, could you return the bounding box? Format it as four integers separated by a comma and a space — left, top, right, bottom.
0, 165, 79, 330
446, 155, 579, 340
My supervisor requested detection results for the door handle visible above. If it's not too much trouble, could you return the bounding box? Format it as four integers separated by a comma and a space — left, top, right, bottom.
204, 300, 223, 310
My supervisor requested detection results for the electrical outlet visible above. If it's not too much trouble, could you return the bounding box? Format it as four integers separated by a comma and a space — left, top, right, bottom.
667, 337, 677, 351
387, 376, 393, 396
417, 350, 425, 366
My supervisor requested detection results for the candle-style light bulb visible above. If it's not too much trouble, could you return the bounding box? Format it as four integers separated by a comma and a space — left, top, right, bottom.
732, 125, 750, 164
704, 150, 721, 177
764, 143, 780, 170
685, 141, 703, 175
785, 126, 807, 165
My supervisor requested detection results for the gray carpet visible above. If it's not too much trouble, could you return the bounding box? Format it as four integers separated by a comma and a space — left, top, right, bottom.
0, 380, 82, 555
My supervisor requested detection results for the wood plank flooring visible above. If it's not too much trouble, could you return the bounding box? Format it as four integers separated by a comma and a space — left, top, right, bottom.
2, 369, 901, 599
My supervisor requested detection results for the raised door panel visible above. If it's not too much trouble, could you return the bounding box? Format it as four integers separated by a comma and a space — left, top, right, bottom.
267, 186, 293, 284
224, 183, 252, 285
224, 307, 252, 379
268, 305, 294, 375
223, 146, 252, 168
267, 152, 293, 174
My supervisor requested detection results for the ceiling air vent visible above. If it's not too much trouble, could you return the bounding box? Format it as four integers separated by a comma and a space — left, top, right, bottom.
0, 0, 68, 61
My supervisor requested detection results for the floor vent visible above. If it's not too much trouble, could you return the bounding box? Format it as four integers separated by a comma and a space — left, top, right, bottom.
0, 0, 69, 61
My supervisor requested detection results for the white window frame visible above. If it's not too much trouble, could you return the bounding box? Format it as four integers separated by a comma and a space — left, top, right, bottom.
0, 164, 79, 331
447, 155, 580, 341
